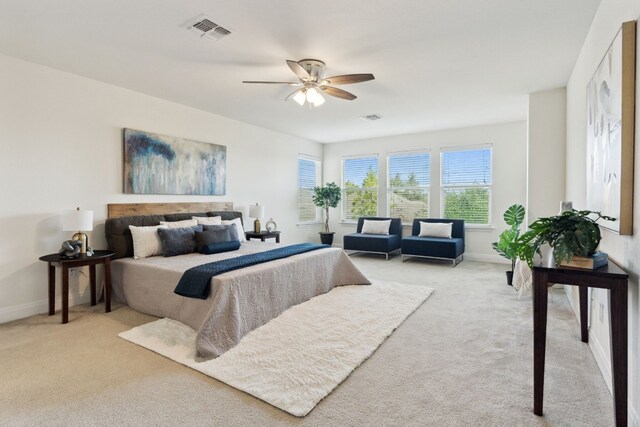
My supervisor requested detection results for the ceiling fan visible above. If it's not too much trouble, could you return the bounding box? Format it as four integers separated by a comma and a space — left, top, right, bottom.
243, 59, 375, 107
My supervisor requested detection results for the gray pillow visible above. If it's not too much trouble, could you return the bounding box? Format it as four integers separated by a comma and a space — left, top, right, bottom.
203, 224, 239, 242
157, 225, 203, 257
195, 229, 231, 253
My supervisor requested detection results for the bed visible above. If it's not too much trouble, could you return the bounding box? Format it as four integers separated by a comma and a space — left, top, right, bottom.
106, 202, 370, 361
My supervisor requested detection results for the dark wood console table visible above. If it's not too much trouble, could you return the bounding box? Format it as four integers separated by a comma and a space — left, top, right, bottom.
533, 261, 628, 426
39, 250, 114, 324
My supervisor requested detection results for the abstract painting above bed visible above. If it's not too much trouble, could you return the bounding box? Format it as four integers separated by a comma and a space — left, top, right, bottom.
123, 128, 226, 195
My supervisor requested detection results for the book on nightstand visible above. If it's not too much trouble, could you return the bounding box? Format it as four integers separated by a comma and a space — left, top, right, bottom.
558, 252, 608, 270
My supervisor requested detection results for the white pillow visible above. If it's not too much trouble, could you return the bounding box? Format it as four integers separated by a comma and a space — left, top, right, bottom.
419, 222, 452, 238
361, 219, 391, 235
129, 224, 168, 259
222, 217, 246, 242
159, 219, 198, 228
192, 216, 222, 225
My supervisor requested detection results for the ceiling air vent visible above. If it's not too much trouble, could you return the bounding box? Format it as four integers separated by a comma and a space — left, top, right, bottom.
360, 114, 383, 121
187, 15, 232, 41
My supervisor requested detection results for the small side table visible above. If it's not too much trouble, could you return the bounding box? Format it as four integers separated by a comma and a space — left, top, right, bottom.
39, 250, 115, 324
245, 231, 281, 243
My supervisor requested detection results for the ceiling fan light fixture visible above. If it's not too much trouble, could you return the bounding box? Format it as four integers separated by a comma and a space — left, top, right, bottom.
311, 92, 325, 107
306, 87, 325, 107
293, 89, 307, 106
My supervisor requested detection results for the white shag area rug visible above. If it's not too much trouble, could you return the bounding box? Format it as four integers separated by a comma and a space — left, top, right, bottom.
118, 281, 433, 417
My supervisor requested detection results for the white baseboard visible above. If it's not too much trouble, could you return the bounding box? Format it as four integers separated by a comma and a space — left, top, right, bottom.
463, 253, 510, 264
0, 292, 89, 324
589, 328, 613, 393
564, 286, 612, 392
565, 285, 579, 318
630, 403, 639, 427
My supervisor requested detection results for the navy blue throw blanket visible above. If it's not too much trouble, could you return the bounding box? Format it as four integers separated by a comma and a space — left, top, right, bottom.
174, 243, 329, 299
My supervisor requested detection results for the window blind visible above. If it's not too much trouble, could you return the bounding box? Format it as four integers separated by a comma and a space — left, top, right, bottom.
342, 155, 378, 221
298, 156, 321, 223
387, 151, 430, 223
440, 147, 492, 225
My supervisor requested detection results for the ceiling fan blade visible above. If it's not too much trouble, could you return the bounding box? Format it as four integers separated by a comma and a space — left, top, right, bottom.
320, 86, 357, 100
242, 81, 301, 85
322, 73, 375, 85
286, 60, 311, 80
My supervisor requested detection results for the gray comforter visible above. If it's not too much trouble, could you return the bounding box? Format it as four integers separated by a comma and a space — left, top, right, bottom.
110, 242, 370, 360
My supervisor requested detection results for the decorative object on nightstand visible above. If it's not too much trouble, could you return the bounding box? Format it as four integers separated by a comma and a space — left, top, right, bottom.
58, 240, 83, 259
62, 207, 93, 254
265, 218, 277, 232
249, 203, 265, 233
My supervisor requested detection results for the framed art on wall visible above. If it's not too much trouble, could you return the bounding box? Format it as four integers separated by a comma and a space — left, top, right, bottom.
586, 21, 636, 235
123, 128, 226, 195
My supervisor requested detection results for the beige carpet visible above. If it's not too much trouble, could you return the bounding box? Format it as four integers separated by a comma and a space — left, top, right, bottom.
0, 257, 614, 426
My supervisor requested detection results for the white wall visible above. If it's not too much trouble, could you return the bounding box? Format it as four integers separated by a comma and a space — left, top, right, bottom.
322, 121, 527, 262
527, 88, 567, 224
0, 53, 322, 323
565, 1, 640, 423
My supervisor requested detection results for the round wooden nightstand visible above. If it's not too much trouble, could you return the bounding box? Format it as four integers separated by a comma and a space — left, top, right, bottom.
38, 250, 115, 324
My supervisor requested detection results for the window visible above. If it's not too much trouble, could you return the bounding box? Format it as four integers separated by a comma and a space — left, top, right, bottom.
297, 155, 321, 223
342, 155, 378, 221
440, 146, 492, 225
387, 151, 430, 223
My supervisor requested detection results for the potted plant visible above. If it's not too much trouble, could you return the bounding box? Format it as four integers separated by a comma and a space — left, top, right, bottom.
516, 209, 615, 268
312, 182, 341, 245
492, 204, 525, 286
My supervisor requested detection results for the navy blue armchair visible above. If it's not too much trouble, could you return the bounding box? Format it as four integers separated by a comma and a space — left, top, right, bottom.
343, 217, 402, 260
401, 218, 465, 266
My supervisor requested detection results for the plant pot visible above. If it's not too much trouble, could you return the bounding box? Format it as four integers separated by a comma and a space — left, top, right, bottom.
319, 232, 335, 246
506, 270, 514, 286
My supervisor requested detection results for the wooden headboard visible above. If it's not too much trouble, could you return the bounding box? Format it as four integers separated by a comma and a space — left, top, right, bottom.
107, 202, 233, 218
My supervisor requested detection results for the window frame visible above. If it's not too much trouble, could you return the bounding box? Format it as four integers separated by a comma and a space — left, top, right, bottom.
386, 149, 431, 224
439, 144, 493, 227
341, 154, 380, 223
297, 154, 322, 225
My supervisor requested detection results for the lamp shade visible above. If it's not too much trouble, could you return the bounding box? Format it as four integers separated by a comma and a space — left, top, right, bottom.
249, 204, 265, 219
62, 209, 94, 231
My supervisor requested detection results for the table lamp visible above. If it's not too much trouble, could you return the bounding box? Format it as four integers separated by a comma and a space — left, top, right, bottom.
249, 203, 265, 233
62, 207, 94, 254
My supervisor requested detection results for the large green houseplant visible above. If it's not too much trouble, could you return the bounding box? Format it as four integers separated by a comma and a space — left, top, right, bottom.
312, 182, 342, 245
516, 209, 615, 268
492, 204, 525, 286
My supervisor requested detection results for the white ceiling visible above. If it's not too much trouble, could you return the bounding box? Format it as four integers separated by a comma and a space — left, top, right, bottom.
0, 0, 600, 143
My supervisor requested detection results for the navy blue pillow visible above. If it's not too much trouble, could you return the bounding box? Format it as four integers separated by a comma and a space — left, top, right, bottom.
203, 224, 239, 242
200, 240, 241, 255
195, 229, 231, 253
157, 225, 203, 257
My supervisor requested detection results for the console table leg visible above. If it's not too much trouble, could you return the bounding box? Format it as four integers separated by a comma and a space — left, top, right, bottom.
609, 284, 628, 427
533, 270, 548, 416
579, 286, 589, 343
104, 257, 111, 313
89, 264, 96, 306
48, 263, 55, 315
61, 266, 69, 324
